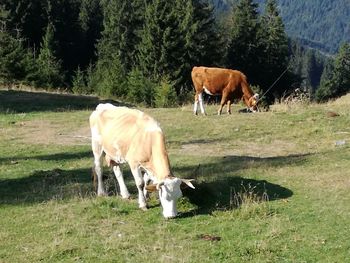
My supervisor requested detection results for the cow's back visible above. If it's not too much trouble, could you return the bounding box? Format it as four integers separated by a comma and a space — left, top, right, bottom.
89, 104, 162, 163
192, 67, 239, 94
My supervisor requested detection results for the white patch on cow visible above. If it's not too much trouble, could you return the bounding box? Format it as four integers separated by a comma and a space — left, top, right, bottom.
145, 121, 162, 133
90, 125, 102, 143
96, 103, 117, 112
203, 86, 213, 95
158, 178, 182, 218
113, 165, 130, 199
193, 101, 199, 114
131, 167, 147, 209
137, 110, 145, 118
198, 93, 205, 114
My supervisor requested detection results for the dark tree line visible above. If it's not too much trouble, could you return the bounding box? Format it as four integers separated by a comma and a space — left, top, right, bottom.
1, 0, 349, 106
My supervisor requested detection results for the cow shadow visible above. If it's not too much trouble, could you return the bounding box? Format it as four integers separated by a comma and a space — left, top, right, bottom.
176, 154, 300, 217
0, 90, 133, 113
0, 151, 92, 165
0, 149, 139, 205
180, 176, 292, 217
0, 165, 138, 206
1, 150, 297, 215
0, 167, 93, 205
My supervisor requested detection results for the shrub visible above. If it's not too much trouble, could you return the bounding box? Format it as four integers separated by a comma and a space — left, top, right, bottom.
126, 68, 156, 106
154, 76, 177, 107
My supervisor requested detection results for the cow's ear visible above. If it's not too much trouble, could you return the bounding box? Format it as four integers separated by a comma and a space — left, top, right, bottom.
145, 184, 158, 192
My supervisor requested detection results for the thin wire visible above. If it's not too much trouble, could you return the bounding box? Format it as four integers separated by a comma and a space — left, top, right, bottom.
257, 56, 295, 103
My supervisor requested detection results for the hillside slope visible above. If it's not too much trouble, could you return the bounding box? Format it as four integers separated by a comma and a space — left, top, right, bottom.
212, 0, 350, 54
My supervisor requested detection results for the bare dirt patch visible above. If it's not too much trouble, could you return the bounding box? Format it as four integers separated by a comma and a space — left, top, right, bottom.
12, 119, 91, 146
180, 139, 299, 157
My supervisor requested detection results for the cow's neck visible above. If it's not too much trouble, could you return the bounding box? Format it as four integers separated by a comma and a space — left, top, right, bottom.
242, 88, 254, 107
146, 132, 172, 181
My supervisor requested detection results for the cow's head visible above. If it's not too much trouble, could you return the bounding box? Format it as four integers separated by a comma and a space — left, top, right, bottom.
146, 177, 195, 218
248, 93, 259, 112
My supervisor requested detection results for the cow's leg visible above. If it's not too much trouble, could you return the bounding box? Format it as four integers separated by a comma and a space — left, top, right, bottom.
143, 171, 151, 200
198, 92, 206, 115
227, 100, 232, 114
91, 135, 106, 196
218, 94, 227, 115
112, 165, 130, 199
193, 93, 199, 115
130, 166, 147, 210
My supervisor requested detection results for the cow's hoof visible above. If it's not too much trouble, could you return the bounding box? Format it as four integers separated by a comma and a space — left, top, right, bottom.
164, 216, 176, 220
121, 194, 131, 200
97, 191, 107, 197
140, 206, 148, 211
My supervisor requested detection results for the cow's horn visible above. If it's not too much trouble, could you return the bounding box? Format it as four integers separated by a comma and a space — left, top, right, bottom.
181, 179, 195, 189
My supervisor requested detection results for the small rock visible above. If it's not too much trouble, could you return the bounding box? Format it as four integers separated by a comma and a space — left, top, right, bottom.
335, 140, 346, 146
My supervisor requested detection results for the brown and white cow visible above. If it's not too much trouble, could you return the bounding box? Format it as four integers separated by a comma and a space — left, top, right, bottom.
191, 66, 259, 115
89, 103, 194, 218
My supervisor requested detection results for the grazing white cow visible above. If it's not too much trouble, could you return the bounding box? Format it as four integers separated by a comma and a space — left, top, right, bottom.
89, 103, 195, 218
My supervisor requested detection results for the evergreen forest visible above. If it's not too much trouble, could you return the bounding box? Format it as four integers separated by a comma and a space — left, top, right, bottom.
1, 0, 349, 105
213, 0, 350, 55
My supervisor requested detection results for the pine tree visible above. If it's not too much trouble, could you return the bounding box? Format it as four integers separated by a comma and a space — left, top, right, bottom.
92, 0, 145, 96
98, 0, 144, 73
303, 49, 325, 95
35, 22, 63, 89
0, 4, 35, 85
226, 0, 260, 81
179, 0, 223, 88
72, 66, 87, 94
137, 0, 183, 83
126, 68, 156, 106
93, 52, 126, 97
46, 0, 83, 79
257, 0, 289, 100
316, 43, 350, 101
137, 0, 222, 95
1, 0, 46, 49
78, 0, 103, 67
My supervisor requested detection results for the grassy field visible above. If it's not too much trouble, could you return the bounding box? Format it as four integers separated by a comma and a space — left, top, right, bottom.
1, 89, 350, 262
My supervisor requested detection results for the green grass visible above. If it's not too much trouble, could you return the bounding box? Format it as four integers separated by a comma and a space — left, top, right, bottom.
1, 90, 350, 262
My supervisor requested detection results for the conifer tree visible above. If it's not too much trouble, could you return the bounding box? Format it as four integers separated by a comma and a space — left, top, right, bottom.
179, 0, 223, 88
137, 0, 221, 95
92, 0, 144, 96
98, 0, 144, 73
316, 43, 350, 101
0, 5, 35, 85
35, 22, 63, 88
78, 0, 103, 67
226, 0, 260, 82
257, 0, 289, 99
137, 0, 183, 84
126, 67, 156, 106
